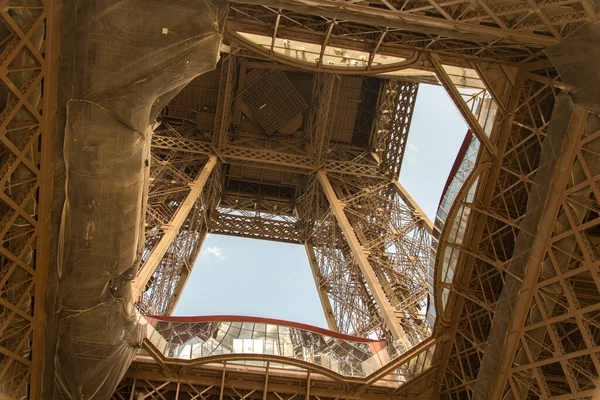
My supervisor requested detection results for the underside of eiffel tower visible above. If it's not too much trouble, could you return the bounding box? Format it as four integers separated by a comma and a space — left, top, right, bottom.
0, 0, 600, 399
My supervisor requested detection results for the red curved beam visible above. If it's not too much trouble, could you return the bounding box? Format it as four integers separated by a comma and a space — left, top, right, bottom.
147, 314, 383, 344
438, 129, 473, 207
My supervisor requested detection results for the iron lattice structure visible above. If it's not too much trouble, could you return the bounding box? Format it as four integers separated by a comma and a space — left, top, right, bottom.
0, 1, 58, 398
137, 56, 430, 346
0, 0, 599, 398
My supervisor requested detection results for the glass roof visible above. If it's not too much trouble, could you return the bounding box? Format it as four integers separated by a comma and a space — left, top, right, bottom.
140, 315, 435, 385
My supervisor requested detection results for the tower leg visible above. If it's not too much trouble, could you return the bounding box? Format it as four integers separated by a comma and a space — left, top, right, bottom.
133, 155, 217, 301
317, 170, 410, 345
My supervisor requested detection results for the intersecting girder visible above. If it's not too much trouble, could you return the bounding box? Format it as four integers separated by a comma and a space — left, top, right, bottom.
232, 0, 560, 47
317, 170, 409, 343
29, 0, 600, 396
133, 155, 217, 300
136, 55, 432, 348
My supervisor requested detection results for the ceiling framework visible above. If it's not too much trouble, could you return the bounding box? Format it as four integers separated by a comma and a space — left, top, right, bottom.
226, 0, 594, 69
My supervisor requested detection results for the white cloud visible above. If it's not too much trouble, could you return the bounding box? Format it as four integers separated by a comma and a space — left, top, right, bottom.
203, 245, 227, 260
405, 143, 419, 163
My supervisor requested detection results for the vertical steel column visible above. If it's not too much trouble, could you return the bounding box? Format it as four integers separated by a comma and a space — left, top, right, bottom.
30, 0, 61, 396
317, 170, 408, 343
133, 155, 217, 299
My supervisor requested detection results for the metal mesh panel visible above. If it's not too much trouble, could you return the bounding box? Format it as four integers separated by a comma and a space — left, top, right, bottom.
242, 70, 307, 134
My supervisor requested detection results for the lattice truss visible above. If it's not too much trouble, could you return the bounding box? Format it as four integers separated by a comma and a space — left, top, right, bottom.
0, 1, 55, 397
135, 54, 430, 345
300, 171, 432, 343
431, 56, 600, 399
301, 175, 381, 337
112, 365, 343, 400
503, 117, 600, 398
111, 355, 434, 400
372, 81, 419, 179
227, 0, 595, 64
139, 125, 222, 316
211, 194, 302, 244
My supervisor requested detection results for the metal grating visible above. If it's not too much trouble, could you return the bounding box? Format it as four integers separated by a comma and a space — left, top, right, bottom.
242, 70, 307, 134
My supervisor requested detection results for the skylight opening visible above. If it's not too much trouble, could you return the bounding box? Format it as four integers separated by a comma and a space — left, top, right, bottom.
174, 234, 329, 328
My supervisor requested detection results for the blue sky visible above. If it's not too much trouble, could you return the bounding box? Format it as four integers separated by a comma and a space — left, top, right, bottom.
174, 84, 467, 327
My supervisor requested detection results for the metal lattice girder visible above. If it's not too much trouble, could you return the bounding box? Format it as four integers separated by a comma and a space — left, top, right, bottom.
305, 243, 338, 331
210, 208, 303, 244
430, 61, 596, 398
315, 171, 431, 345
318, 170, 406, 342
308, 203, 384, 337
214, 56, 237, 150
153, 123, 402, 179
306, 72, 340, 165
227, 0, 597, 67
371, 80, 419, 179
137, 123, 223, 315
133, 155, 217, 300
0, 1, 58, 397
392, 180, 433, 234
430, 54, 498, 157
233, 0, 563, 45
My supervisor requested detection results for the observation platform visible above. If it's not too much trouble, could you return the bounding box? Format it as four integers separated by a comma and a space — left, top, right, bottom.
130, 314, 437, 396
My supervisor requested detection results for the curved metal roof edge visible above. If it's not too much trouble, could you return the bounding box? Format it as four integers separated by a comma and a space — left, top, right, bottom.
147, 314, 383, 343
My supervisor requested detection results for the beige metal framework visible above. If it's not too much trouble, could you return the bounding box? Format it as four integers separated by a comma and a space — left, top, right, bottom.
0, 0, 598, 397
121, 1, 600, 398
139, 59, 431, 343
432, 62, 600, 399
0, 0, 58, 397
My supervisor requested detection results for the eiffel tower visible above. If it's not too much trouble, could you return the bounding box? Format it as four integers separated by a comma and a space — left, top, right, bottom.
0, 0, 599, 399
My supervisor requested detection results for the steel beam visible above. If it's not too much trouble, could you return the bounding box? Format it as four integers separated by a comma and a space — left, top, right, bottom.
484, 105, 589, 399
429, 54, 497, 158
305, 243, 338, 331
214, 58, 236, 151
133, 155, 218, 299
230, 0, 559, 46
317, 170, 408, 343
392, 180, 433, 234
30, 0, 60, 397
262, 361, 270, 400
122, 359, 433, 399
151, 132, 386, 178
